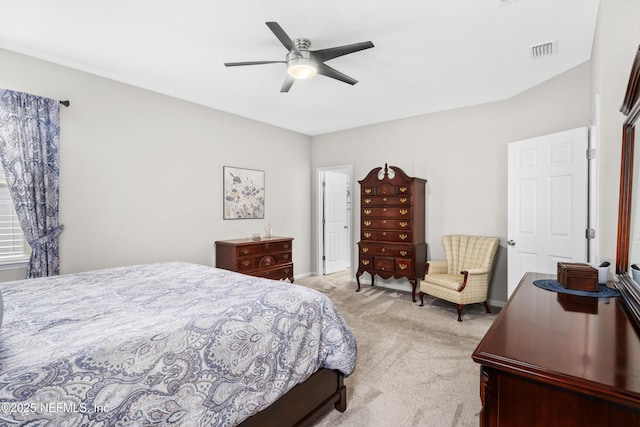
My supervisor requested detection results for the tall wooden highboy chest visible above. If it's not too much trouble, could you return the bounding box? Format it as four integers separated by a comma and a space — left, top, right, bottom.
356, 164, 427, 302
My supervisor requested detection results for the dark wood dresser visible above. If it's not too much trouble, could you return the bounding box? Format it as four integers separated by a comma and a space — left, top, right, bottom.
472, 272, 640, 426
355, 164, 427, 302
215, 236, 294, 282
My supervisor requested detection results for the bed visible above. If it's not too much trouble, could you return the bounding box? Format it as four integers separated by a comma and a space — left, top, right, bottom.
0, 262, 357, 426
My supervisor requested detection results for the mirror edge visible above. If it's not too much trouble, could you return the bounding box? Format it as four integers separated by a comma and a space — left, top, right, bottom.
616, 45, 640, 323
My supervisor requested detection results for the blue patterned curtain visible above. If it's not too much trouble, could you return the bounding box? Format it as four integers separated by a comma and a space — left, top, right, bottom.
0, 89, 63, 278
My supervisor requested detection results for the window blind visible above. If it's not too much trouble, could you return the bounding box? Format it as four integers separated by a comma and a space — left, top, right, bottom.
0, 168, 30, 262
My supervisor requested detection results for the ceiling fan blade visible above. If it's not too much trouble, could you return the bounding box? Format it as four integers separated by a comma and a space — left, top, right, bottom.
280, 75, 295, 93
266, 22, 301, 56
312, 41, 374, 62
224, 60, 285, 67
316, 63, 358, 85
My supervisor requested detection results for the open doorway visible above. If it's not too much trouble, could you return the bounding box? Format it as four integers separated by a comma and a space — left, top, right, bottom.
316, 165, 352, 275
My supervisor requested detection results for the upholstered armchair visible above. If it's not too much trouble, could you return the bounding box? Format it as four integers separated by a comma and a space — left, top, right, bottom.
419, 235, 499, 321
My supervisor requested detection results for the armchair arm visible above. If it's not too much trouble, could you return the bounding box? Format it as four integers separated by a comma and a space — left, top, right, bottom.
425, 260, 448, 275
458, 268, 491, 292
461, 268, 491, 276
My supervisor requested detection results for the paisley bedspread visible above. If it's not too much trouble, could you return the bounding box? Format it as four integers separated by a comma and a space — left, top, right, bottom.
0, 262, 357, 426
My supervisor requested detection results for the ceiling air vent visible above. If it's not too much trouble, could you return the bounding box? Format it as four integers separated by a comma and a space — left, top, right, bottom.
530, 40, 557, 59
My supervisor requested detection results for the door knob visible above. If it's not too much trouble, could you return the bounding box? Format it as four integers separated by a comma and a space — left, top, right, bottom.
507, 240, 516, 246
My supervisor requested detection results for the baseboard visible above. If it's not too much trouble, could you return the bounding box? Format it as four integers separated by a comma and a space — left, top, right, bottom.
488, 298, 506, 308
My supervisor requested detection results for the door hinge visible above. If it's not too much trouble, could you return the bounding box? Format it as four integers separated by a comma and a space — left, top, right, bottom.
586, 228, 596, 239
586, 148, 596, 160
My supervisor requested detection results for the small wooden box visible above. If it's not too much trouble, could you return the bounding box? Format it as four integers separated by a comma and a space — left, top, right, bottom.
557, 262, 598, 291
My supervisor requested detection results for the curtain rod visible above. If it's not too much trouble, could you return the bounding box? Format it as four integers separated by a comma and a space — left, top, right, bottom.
59, 100, 70, 107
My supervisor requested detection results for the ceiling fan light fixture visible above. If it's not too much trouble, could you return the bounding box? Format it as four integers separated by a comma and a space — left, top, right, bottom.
287, 57, 317, 79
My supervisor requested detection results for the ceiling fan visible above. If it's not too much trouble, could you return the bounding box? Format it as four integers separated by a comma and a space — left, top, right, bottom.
224, 22, 374, 93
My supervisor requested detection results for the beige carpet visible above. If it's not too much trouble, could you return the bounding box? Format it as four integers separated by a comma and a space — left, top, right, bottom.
295, 270, 500, 427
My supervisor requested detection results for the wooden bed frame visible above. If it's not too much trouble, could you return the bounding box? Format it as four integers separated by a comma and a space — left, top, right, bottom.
239, 368, 346, 426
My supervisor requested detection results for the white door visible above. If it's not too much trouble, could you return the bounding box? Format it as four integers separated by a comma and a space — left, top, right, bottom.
507, 127, 588, 297
323, 171, 350, 274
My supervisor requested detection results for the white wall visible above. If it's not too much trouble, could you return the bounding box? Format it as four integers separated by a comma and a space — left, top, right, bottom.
312, 62, 591, 304
0, 48, 312, 276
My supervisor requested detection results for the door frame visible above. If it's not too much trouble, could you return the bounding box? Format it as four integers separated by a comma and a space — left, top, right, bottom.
316, 165, 353, 276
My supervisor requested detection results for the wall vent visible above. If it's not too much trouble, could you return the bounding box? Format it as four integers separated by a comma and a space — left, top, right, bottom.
530, 40, 557, 59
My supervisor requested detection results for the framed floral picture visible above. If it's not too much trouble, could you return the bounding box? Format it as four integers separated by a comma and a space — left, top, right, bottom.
223, 166, 265, 219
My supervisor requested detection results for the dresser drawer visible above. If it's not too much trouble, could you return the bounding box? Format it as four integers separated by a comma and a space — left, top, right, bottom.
361, 207, 413, 218
362, 230, 412, 242
362, 183, 413, 197
254, 264, 294, 281
359, 255, 413, 275
395, 258, 413, 273
362, 219, 412, 230
361, 195, 412, 206
373, 256, 395, 272
237, 256, 254, 271
359, 243, 413, 258
236, 240, 292, 257
237, 252, 292, 271
359, 255, 373, 268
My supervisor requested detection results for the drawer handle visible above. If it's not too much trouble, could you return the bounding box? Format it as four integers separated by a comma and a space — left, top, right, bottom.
400, 209, 408, 215
398, 264, 408, 270
383, 197, 387, 202
399, 221, 408, 227
362, 260, 370, 266
242, 260, 250, 266
381, 248, 386, 252
365, 188, 372, 194
284, 244, 290, 249
399, 187, 408, 193
400, 250, 408, 256
364, 232, 371, 238
283, 254, 289, 259
383, 208, 387, 212
242, 249, 250, 255
362, 247, 369, 253
399, 234, 408, 240
400, 197, 408, 203
364, 220, 372, 226
364, 198, 371, 204
382, 232, 387, 236
364, 209, 372, 215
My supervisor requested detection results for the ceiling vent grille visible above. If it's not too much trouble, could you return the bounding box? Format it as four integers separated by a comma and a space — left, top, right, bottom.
530, 40, 557, 59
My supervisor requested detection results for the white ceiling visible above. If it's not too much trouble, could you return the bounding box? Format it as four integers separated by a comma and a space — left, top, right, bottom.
0, 0, 600, 136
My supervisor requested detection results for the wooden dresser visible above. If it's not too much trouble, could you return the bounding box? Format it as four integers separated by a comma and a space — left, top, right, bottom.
215, 236, 294, 282
355, 164, 427, 302
472, 272, 640, 426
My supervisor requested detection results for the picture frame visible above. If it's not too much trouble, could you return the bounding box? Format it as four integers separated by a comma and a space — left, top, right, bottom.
223, 166, 265, 219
